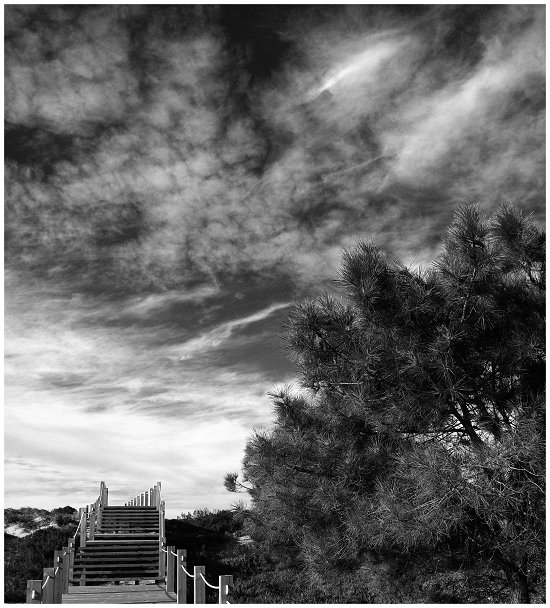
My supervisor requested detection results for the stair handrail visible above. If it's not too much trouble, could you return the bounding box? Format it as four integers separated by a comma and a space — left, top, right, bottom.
126, 481, 162, 508
73, 509, 85, 539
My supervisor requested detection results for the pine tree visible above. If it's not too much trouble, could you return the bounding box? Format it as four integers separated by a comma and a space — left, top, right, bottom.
227, 204, 545, 603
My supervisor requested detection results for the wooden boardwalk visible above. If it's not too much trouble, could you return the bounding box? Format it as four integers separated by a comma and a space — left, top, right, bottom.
62, 583, 176, 604
27, 482, 234, 604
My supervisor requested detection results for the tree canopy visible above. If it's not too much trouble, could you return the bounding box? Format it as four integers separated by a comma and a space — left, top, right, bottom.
227, 204, 545, 603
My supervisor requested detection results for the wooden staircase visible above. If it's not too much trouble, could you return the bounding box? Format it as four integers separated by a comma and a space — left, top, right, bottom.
26, 482, 234, 603
72, 506, 162, 585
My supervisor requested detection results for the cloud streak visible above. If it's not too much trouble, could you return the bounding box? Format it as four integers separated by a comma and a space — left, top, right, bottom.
4, 5, 544, 513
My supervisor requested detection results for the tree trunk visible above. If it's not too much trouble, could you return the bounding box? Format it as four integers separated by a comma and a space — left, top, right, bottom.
499, 560, 530, 604
493, 551, 531, 603
507, 569, 530, 604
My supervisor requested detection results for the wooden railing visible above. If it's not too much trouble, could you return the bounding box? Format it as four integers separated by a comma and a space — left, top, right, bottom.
25, 481, 236, 604
26, 482, 108, 603
125, 481, 161, 507
162, 545, 234, 604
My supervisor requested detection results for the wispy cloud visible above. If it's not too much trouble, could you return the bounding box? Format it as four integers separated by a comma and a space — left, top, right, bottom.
5, 272, 292, 513
4, 5, 544, 513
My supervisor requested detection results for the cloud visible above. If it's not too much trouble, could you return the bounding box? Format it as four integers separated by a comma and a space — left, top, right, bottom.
5, 273, 293, 514
166, 302, 290, 360
4, 5, 545, 514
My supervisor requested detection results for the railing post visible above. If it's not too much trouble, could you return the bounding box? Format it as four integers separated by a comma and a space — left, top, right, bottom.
194, 566, 206, 604
26, 580, 42, 604
53, 550, 63, 603
42, 568, 55, 604
100, 481, 107, 506
176, 549, 187, 604
144, 492, 149, 506
89, 508, 96, 540
79, 508, 86, 548
68, 538, 75, 584
159, 501, 166, 577
166, 545, 176, 593
62, 546, 70, 593
219, 575, 234, 604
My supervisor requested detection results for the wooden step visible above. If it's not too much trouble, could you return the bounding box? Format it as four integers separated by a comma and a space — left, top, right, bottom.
100, 516, 159, 520
79, 548, 158, 553
101, 512, 158, 516
102, 507, 157, 510
74, 561, 158, 574
97, 523, 159, 527
76, 552, 158, 558
69, 577, 161, 584
100, 518, 159, 522
74, 553, 159, 566
93, 531, 158, 542
85, 539, 158, 544
98, 524, 158, 528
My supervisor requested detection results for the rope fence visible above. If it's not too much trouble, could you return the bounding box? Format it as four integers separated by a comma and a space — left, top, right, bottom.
199, 572, 220, 590
181, 563, 195, 578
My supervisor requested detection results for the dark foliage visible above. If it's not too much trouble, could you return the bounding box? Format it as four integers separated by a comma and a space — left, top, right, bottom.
228, 204, 545, 603
4, 525, 77, 604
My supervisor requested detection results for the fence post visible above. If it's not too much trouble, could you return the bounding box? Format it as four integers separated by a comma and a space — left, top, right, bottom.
159, 501, 166, 577
166, 545, 176, 593
68, 538, 75, 584
97, 500, 102, 531
62, 546, 70, 593
194, 566, 206, 604
53, 550, 63, 603
176, 549, 187, 604
42, 568, 55, 604
219, 575, 234, 604
26, 580, 42, 604
79, 508, 86, 548
89, 508, 96, 540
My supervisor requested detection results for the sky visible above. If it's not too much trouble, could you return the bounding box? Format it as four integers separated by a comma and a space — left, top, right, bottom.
4, 4, 545, 518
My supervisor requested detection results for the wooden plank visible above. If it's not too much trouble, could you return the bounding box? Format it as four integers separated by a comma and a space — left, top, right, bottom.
69, 577, 162, 584
42, 568, 55, 604
159, 502, 165, 576
26, 580, 42, 604
176, 550, 187, 604
194, 566, 206, 604
53, 550, 64, 603
62, 547, 70, 593
165, 545, 175, 593
219, 575, 234, 605
75, 556, 159, 562
68, 539, 75, 583
63, 583, 176, 604
79, 509, 86, 549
